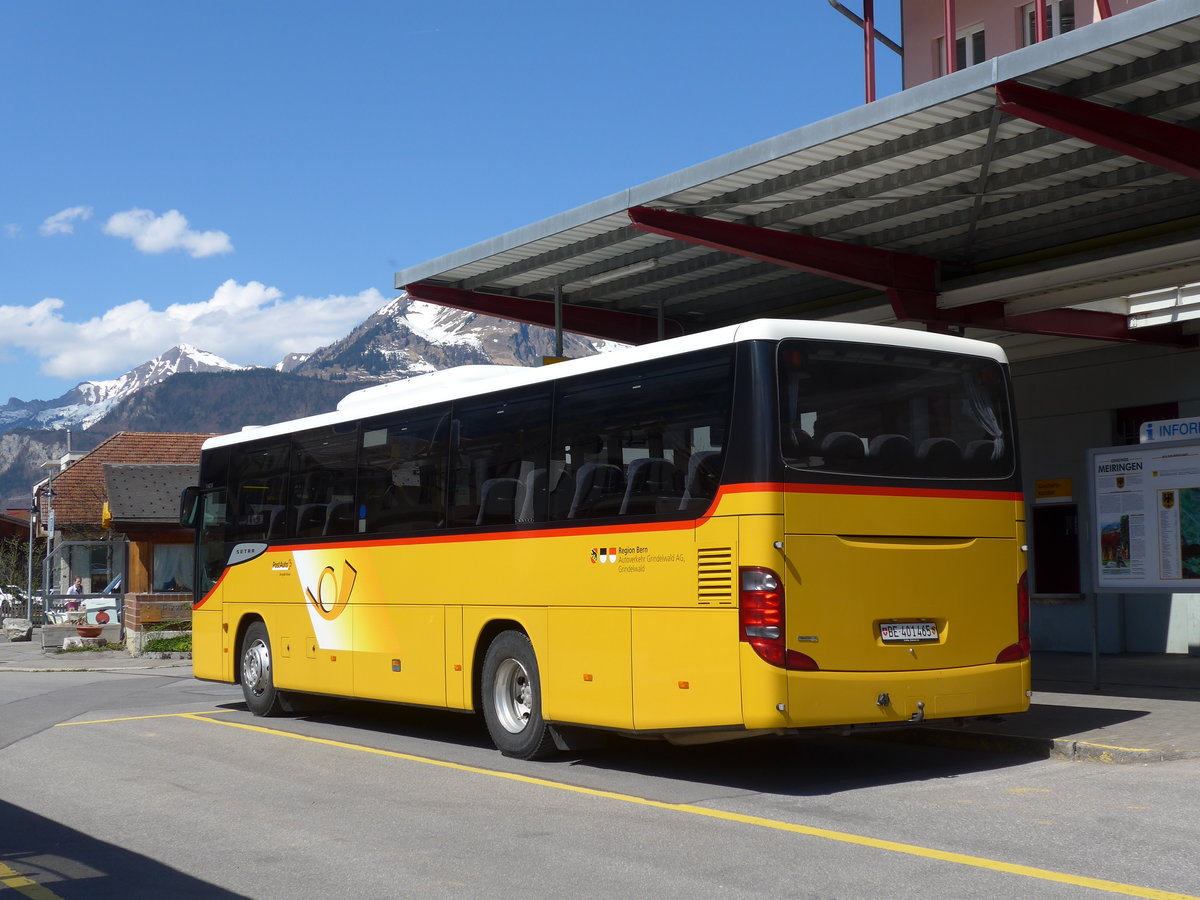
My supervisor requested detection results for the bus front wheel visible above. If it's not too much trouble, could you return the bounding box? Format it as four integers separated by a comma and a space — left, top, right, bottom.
240, 621, 289, 717
481, 631, 556, 760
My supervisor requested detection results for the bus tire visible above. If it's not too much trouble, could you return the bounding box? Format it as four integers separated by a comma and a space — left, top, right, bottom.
481, 630, 556, 760
240, 621, 290, 717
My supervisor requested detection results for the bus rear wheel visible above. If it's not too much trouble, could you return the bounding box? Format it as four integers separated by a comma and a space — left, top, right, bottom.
240, 621, 289, 717
481, 630, 556, 760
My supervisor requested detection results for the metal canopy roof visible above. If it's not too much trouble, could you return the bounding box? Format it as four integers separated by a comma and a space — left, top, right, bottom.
396, 0, 1200, 361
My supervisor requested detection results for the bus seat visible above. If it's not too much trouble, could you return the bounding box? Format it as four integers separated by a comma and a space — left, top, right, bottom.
248, 504, 285, 539
516, 468, 547, 524
324, 501, 355, 535
788, 428, 816, 456
868, 433, 913, 463
476, 477, 520, 525
917, 437, 962, 472
292, 503, 326, 537
965, 439, 996, 461
549, 468, 576, 520
568, 463, 623, 518
620, 457, 678, 515
820, 431, 865, 462
679, 450, 721, 510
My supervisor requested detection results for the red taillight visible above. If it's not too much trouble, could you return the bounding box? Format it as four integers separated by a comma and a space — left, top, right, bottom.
739, 566, 818, 671
996, 570, 1031, 663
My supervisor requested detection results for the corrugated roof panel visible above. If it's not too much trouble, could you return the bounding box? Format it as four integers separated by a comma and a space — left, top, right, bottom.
393, 3, 1200, 359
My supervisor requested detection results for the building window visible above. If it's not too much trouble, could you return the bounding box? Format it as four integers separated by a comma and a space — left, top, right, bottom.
1022, 1, 1076, 46
1114, 401, 1178, 446
936, 24, 986, 76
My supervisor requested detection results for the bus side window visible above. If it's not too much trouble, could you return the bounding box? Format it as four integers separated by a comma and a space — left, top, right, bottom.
552, 348, 733, 521
289, 424, 358, 539
227, 440, 289, 542
450, 387, 552, 528
358, 406, 450, 535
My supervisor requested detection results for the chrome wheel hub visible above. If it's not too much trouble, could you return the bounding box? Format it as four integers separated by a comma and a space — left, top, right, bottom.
492, 657, 532, 734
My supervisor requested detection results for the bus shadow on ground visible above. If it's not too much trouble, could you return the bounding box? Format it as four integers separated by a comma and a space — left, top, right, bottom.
572, 731, 1043, 796
0, 799, 248, 900
217, 699, 1062, 797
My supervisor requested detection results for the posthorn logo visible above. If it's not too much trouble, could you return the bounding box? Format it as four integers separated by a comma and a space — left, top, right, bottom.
591, 547, 618, 564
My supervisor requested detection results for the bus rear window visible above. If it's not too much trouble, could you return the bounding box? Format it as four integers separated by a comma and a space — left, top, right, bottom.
778, 340, 1014, 479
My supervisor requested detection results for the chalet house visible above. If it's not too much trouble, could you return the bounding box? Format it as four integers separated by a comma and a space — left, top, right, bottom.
38, 432, 212, 595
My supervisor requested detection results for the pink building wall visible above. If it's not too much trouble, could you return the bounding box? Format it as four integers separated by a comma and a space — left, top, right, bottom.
901, 0, 1157, 87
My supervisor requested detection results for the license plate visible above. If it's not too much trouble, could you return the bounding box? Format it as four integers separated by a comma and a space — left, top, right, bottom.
880, 621, 938, 642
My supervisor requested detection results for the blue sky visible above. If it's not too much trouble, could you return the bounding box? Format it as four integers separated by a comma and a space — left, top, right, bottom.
0, 1, 901, 403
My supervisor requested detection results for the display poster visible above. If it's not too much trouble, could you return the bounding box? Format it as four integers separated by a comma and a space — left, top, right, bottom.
1092, 440, 1200, 591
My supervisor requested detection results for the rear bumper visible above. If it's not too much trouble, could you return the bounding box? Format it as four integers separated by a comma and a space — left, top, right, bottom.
744, 658, 1031, 730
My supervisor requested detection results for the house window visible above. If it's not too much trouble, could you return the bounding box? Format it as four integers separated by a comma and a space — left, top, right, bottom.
1022, 1, 1076, 46
936, 23, 986, 75
153, 544, 194, 592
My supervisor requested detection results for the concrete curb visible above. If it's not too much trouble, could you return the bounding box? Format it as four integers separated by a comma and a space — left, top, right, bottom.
1048, 739, 1200, 764
0, 663, 192, 674
883, 726, 1200, 764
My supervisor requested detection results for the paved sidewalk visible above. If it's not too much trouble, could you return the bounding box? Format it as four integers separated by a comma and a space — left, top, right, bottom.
932, 651, 1200, 763
0, 626, 190, 674
2, 630, 1197, 762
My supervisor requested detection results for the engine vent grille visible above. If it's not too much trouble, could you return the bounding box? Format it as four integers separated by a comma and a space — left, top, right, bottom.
697, 547, 734, 605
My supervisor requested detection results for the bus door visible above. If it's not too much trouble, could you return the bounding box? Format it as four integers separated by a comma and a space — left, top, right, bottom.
182, 486, 231, 681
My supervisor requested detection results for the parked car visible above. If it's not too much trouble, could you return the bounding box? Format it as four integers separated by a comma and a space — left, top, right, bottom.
0, 584, 24, 617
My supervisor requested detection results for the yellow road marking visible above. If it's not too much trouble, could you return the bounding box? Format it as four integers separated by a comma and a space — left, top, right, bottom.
54, 708, 238, 727
170, 712, 1197, 900
0, 861, 65, 900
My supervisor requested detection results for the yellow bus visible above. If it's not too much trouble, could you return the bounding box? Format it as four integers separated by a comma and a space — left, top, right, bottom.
182, 319, 1029, 758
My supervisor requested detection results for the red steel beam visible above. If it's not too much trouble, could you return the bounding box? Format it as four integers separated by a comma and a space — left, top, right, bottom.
626, 207, 1194, 347
403, 282, 681, 346
628, 206, 939, 294
888, 291, 1196, 346
1097, 0, 1112, 19
996, 80, 1200, 180
944, 0, 956, 75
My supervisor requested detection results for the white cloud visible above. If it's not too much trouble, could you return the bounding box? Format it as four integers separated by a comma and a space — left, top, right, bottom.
0, 280, 387, 382
4, 224, 21, 238
39, 206, 93, 236
103, 208, 234, 258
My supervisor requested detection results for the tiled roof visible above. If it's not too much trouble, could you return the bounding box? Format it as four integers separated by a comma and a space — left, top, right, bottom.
0, 511, 28, 539
43, 433, 212, 527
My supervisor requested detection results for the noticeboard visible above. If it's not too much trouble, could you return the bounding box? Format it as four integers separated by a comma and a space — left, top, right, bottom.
1089, 439, 1200, 592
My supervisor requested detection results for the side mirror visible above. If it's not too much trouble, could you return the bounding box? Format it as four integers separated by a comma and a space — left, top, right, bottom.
179, 486, 201, 528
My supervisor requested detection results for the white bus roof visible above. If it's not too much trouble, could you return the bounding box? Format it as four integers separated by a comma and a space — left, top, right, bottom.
202, 319, 1009, 451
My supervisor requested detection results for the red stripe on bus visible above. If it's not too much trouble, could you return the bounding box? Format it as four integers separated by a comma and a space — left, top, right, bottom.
720, 482, 1024, 502
273, 516, 698, 552
192, 569, 228, 610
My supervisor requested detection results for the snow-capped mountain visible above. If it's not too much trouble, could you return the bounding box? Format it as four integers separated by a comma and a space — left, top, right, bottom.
0, 297, 625, 507
290, 297, 622, 382
0, 345, 245, 433
0, 298, 622, 437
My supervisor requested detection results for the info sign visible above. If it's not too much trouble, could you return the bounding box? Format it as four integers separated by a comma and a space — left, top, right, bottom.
1090, 438, 1200, 592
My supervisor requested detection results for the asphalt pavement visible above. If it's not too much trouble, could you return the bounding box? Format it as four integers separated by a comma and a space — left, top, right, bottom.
1, 626, 1196, 763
